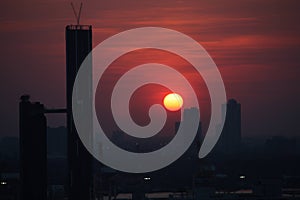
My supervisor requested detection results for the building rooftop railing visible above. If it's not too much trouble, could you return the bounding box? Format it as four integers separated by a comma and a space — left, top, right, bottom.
66, 25, 92, 30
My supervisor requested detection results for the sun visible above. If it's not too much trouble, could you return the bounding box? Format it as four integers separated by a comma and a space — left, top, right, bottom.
163, 93, 183, 111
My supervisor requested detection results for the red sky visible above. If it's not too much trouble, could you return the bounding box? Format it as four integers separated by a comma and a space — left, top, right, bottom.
0, 0, 300, 138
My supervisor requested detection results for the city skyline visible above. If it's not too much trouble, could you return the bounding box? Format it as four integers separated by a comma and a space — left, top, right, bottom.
1, 1, 300, 199
0, 0, 300, 139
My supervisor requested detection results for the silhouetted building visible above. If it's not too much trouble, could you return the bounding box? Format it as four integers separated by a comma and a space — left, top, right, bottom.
217, 99, 241, 155
66, 25, 93, 200
19, 95, 47, 200
175, 108, 202, 158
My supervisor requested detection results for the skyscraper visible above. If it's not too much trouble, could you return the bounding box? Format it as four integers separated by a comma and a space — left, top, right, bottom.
218, 99, 242, 154
19, 95, 47, 200
175, 108, 202, 157
66, 25, 93, 200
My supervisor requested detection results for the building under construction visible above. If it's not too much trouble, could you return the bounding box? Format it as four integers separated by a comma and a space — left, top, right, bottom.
65, 23, 93, 200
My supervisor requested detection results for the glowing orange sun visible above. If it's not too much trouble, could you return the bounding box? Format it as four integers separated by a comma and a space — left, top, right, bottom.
163, 93, 183, 111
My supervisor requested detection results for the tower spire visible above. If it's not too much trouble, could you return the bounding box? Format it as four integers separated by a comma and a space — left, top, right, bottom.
71, 2, 83, 25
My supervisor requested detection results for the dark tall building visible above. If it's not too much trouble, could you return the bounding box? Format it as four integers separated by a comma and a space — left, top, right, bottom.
175, 108, 202, 156
218, 99, 242, 154
19, 95, 47, 200
65, 25, 93, 200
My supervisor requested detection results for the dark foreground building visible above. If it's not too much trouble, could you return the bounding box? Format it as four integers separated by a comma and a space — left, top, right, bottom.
66, 25, 93, 200
19, 95, 47, 200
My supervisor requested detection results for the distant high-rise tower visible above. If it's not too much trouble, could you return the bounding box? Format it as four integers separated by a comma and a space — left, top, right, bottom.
66, 25, 93, 200
175, 108, 202, 156
218, 99, 241, 154
19, 95, 47, 200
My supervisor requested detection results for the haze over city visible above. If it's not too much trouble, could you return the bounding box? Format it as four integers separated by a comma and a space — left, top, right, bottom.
1, 0, 300, 138
1, 1, 300, 200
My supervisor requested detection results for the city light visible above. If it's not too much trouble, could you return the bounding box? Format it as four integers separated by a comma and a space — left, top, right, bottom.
0, 181, 7, 185
239, 175, 246, 179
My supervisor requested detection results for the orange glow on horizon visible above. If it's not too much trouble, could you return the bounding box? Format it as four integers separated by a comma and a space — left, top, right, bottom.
163, 93, 183, 111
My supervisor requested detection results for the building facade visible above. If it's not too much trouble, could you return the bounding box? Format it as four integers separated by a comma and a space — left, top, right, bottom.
66, 25, 93, 200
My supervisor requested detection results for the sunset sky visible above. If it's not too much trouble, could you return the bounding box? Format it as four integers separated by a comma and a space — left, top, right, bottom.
0, 0, 300, 138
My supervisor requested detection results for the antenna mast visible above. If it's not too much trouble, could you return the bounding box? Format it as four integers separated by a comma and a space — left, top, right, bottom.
71, 2, 83, 25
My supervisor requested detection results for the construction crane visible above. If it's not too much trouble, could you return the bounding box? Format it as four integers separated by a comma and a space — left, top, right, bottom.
71, 2, 83, 25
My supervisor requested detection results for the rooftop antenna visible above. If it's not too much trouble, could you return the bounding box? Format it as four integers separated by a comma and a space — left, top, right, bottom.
71, 2, 83, 25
